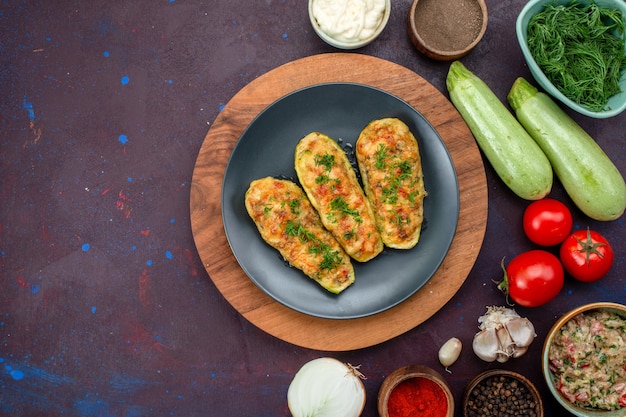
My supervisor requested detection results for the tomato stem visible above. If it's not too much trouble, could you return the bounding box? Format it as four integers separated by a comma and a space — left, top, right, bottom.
495, 257, 515, 306
576, 228, 607, 266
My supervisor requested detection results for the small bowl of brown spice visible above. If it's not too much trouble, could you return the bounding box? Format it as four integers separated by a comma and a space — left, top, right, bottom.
407, 0, 488, 60
463, 369, 544, 417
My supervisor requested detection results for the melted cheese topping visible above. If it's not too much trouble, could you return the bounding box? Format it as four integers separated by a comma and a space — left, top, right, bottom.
245, 177, 355, 294
356, 118, 426, 249
295, 132, 383, 262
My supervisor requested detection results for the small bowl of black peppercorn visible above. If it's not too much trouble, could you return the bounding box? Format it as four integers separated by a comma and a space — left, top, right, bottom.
463, 369, 544, 417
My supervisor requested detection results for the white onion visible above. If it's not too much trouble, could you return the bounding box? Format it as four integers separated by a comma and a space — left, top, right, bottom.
287, 357, 366, 417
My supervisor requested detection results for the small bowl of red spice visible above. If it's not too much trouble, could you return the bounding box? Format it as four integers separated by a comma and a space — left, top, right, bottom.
463, 369, 544, 417
407, 0, 488, 60
378, 365, 454, 417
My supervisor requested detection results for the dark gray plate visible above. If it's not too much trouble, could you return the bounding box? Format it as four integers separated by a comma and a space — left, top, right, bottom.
222, 83, 459, 319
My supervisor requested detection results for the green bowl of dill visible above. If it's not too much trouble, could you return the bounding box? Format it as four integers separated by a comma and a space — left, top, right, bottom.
517, 0, 626, 118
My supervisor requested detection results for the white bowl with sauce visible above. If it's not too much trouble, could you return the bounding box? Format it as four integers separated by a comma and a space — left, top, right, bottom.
542, 302, 626, 417
308, 0, 391, 49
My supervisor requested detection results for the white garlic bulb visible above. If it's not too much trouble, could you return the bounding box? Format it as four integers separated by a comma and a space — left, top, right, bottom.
472, 306, 536, 363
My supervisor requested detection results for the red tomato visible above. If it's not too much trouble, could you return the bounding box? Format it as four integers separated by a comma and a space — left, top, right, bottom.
523, 199, 573, 246
560, 229, 614, 282
497, 250, 564, 307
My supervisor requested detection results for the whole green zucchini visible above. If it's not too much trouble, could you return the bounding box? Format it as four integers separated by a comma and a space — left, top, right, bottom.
508, 77, 626, 221
446, 61, 553, 200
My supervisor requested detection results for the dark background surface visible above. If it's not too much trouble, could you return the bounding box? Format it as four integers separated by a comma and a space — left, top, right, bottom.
1, 1, 624, 416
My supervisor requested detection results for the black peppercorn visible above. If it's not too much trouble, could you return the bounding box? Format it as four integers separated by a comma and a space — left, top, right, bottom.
465, 374, 539, 417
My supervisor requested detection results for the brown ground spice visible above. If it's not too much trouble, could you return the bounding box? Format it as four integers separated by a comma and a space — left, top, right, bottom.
413, 0, 484, 52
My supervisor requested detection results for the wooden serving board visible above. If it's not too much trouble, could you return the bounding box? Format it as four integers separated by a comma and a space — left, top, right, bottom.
190, 53, 488, 351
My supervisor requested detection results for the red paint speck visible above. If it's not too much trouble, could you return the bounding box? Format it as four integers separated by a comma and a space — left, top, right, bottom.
183, 248, 199, 277
101, 185, 113, 196
116, 189, 132, 218
138, 268, 151, 308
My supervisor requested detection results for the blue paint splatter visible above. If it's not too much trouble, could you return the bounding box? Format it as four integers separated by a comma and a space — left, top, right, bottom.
218, 104, 225, 112
73, 398, 111, 416
127, 177, 133, 182
31, 284, 40, 294
103, 51, 109, 57
23, 95, 35, 121
170, 218, 175, 224
165, 251, 173, 260
146, 259, 153, 266
82, 243, 90, 252
10, 370, 25, 381
282, 33, 289, 41
131, 245, 137, 251
118, 134, 128, 145
121, 75, 130, 85
167, 79, 173, 84
5, 364, 25, 381
91, 306, 97, 314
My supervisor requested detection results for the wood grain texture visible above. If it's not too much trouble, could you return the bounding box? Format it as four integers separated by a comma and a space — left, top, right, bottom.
190, 53, 487, 351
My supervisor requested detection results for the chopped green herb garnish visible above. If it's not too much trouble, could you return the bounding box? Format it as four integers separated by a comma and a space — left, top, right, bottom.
527, 1, 626, 111
284, 220, 342, 270
319, 248, 343, 270
375, 144, 388, 169
391, 210, 410, 226
379, 159, 415, 205
315, 175, 330, 185
330, 196, 361, 223
398, 160, 412, 178
381, 184, 399, 204
314, 152, 335, 172
285, 220, 314, 242
314, 153, 336, 184
288, 199, 301, 215
342, 229, 356, 240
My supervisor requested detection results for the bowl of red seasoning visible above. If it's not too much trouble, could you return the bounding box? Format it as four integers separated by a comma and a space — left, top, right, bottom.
378, 365, 454, 417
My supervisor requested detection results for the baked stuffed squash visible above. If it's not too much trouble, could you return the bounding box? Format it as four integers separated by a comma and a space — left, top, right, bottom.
295, 132, 383, 262
245, 177, 355, 294
356, 118, 426, 249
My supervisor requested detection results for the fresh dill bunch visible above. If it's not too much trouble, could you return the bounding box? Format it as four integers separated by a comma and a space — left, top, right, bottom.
527, 1, 626, 111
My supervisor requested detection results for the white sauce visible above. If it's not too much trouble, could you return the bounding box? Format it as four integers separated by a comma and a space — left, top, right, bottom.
312, 0, 386, 43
